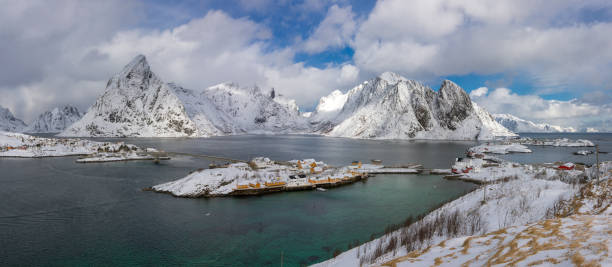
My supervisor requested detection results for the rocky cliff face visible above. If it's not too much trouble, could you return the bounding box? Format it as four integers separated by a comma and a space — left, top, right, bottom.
310, 72, 516, 140
0, 106, 27, 132
25, 105, 82, 133
60, 55, 201, 137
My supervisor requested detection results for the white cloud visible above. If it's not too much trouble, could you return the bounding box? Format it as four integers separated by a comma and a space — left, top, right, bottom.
94, 10, 359, 110
2, 0, 612, 127
0, 0, 141, 121
469, 87, 488, 98
351, 0, 612, 94
472, 87, 612, 131
0, 3, 361, 121
302, 5, 356, 53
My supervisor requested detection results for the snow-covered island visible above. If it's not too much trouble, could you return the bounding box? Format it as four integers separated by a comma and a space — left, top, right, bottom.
0, 131, 164, 162
150, 158, 421, 197
515, 137, 595, 147
467, 142, 531, 155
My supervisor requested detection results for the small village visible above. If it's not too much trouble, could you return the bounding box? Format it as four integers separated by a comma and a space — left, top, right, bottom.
150, 157, 428, 197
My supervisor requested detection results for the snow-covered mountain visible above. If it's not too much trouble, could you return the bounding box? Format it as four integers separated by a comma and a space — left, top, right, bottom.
309, 72, 516, 140
0, 106, 27, 132
60, 55, 308, 137
24, 105, 82, 133
58, 55, 512, 139
493, 113, 577, 133
171, 83, 309, 135
60, 55, 201, 137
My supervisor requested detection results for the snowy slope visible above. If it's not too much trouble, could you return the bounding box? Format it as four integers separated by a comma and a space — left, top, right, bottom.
24, 105, 82, 133
493, 113, 577, 133
310, 72, 516, 140
0, 106, 27, 132
59, 55, 201, 137
172, 82, 309, 134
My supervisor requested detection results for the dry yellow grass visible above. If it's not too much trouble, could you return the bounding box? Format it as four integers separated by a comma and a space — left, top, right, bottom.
379, 179, 611, 267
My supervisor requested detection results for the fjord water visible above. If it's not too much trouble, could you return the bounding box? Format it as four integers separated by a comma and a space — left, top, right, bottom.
499, 133, 612, 165
1, 135, 477, 266
1, 133, 609, 266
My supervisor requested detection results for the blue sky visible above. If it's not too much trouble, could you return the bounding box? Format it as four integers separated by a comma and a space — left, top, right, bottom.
0, 0, 611, 130
136, 0, 605, 101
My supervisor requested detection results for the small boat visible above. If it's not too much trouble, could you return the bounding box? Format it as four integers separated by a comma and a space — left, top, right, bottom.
371, 159, 383, 165
573, 150, 593, 156
316, 187, 327, 192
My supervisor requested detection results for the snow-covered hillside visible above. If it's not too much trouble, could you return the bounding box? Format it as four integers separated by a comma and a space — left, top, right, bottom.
60, 55, 308, 137
0, 106, 27, 132
310, 72, 516, 140
494, 113, 577, 133
171, 83, 309, 135
59, 55, 201, 137
24, 105, 82, 133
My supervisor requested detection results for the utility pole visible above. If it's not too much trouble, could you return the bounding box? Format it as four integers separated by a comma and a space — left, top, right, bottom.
596, 144, 600, 182
280, 251, 283, 267
482, 177, 487, 204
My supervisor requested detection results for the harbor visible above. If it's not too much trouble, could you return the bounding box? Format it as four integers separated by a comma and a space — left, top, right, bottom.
149, 158, 451, 198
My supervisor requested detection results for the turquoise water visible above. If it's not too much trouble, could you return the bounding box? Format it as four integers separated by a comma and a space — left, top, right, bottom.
4, 133, 607, 266
0, 135, 478, 266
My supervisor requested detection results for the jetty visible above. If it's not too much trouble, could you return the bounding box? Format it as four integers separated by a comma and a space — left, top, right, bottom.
230, 173, 369, 196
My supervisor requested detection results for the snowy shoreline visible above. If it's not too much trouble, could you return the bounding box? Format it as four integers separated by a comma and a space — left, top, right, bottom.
313, 141, 610, 266
0, 131, 164, 162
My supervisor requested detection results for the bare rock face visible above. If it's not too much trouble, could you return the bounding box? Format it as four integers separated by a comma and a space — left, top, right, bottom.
309, 72, 516, 140
0, 106, 27, 132
435, 80, 473, 130
60, 55, 200, 137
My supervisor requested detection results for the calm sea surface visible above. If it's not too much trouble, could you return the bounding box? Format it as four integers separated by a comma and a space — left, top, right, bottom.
1, 133, 609, 266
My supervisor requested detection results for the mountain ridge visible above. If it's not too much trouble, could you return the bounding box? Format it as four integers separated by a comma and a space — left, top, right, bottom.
58, 55, 515, 140
493, 113, 577, 133
24, 105, 82, 133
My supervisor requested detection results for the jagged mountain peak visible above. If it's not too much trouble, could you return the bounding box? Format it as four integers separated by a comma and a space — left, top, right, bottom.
206, 82, 266, 96
120, 54, 149, 74
25, 105, 82, 133
311, 75, 514, 139
439, 79, 469, 98
60, 56, 200, 137
377, 71, 408, 85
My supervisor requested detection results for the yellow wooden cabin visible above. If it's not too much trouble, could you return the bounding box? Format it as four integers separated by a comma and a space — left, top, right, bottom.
264, 181, 286, 187
236, 184, 250, 190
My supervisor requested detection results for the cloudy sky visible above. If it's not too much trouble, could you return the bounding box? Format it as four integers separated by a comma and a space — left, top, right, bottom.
2, 0, 611, 131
